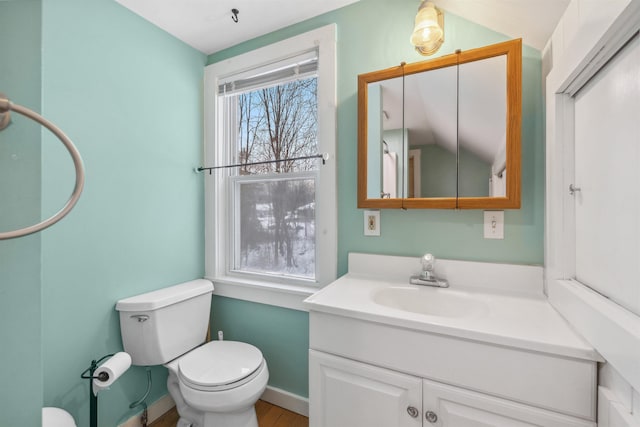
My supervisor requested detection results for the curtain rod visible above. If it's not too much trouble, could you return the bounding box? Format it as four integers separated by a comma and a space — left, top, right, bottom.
196, 153, 329, 174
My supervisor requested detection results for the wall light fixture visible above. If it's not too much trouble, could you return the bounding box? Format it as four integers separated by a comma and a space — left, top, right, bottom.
410, 1, 444, 56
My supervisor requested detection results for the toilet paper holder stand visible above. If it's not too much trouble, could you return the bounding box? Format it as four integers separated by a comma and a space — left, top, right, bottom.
80, 354, 114, 427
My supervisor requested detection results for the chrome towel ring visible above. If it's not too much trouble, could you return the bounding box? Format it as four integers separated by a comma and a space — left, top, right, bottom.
0, 95, 85, 240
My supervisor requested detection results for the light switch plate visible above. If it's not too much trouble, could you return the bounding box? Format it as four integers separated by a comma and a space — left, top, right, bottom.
364, 210, 380, 236
484, 210, 504, 239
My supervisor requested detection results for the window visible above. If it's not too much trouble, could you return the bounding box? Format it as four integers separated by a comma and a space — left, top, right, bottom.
204, 25, 337, 308
224, 60, 319, 280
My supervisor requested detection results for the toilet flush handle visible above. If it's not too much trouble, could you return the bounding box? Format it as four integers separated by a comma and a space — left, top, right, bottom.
130, 314, 149, 323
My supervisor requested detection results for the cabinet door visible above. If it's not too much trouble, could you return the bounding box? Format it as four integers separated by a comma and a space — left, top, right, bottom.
423, 379, 595, 427
309, 350, 422, 427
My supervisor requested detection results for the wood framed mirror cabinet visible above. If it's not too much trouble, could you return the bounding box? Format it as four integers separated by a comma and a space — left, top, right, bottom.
357, 39, 521, 209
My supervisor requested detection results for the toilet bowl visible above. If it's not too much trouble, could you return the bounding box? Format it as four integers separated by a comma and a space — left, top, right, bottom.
166, 341, 269, 427
42, 407, 77, 427
116, 280, 269, 427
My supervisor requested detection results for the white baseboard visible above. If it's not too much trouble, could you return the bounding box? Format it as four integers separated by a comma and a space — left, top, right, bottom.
118, 386, 308, 426
118, 394, 175, 427
260, 386, 309, 417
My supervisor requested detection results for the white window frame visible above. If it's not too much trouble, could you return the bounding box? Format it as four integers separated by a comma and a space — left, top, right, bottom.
545, 1, 640, 392
204, 25, 337, 311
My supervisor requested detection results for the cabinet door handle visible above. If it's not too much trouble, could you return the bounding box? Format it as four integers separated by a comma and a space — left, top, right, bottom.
425, 410, 438, 423
406, 406, 419, 418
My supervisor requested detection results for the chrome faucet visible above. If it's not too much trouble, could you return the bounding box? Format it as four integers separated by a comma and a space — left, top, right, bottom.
409, 253, 449, 288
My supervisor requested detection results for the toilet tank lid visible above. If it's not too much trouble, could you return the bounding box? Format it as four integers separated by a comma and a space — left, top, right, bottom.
115, 279, 214, 312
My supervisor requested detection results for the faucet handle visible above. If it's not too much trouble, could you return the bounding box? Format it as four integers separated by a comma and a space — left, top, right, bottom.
411, 253, 448, 287
421, 253, 435, 271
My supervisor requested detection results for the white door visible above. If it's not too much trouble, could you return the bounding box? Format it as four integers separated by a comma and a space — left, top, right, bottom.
423, 379, 595, 427
572, 33, 640, 316
309, 350, 422, 427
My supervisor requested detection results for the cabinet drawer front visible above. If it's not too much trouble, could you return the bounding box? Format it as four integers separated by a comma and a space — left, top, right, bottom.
423, 379, 596, 427
309, 350, 422, 427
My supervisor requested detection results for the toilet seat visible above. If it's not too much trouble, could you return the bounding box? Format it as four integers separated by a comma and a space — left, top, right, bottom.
178, 341, 264, 392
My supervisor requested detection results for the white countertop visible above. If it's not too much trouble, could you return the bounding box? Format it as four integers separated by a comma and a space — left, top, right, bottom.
304, 253, 601, 362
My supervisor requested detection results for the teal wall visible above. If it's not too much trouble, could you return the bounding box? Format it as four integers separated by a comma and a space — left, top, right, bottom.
412, 144, 491, 199
458, 146, 491, 197
208, 0, 544, 399
211, 298, 310, 397
0, 2, 43, 425
416, 144, 457, 198
37, 0, 205, 426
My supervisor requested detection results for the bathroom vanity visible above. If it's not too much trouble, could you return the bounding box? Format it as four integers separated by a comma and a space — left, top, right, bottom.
305, 253, 601, 427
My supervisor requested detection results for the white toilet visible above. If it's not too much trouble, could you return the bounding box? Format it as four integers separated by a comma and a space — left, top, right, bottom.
115, 279, 268, 427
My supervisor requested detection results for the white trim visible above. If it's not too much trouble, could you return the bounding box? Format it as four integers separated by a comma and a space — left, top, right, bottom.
598, 386, 640, 427
204, 25, 337, 308
118, 388, 310, 425
210, 276, 315, 312
547, 280, 640, 391
545, 0, 640, 397
558, 8, 640, 96
260, 385, 309, 417
118, 394, 175, 427
545, 92, 576, 283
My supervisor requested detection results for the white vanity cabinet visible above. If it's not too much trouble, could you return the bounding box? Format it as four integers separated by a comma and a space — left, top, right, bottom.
310, 349, 595, 427
305, 254, 600, 427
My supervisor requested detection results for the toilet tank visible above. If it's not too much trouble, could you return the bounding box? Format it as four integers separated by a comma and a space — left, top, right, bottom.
115, 279, 214, 366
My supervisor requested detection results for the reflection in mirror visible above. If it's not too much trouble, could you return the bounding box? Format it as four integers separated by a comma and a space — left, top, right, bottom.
404, 66, 457, 198
458, 55, 506, 198
366, 76, 405, 199
367, 66, 459, 199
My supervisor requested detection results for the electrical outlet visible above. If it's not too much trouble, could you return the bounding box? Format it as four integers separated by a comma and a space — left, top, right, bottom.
484, 210, 504, 239
364, 210, 380, 236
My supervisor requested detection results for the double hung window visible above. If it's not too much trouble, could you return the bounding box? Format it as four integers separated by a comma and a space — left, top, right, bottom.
204, 26, 337, 302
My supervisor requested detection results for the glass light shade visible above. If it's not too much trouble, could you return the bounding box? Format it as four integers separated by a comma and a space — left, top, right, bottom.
410, 1, 444, 56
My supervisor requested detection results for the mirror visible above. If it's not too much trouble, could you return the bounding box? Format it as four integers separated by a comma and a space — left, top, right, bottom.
357, 39, 521, 209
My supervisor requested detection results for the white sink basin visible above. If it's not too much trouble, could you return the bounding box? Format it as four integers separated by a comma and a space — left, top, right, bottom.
373, 286, 490, 318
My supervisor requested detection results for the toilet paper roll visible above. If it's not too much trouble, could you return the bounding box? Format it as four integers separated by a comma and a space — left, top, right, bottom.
92, 352, 132, 396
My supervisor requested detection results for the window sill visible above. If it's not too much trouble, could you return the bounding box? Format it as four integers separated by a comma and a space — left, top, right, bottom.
206, 275, 319, 312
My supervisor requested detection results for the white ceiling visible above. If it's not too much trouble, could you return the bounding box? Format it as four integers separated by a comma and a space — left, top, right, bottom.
114, 0, 570, 55
432, 0, 570, 51
114, 0, 360, 55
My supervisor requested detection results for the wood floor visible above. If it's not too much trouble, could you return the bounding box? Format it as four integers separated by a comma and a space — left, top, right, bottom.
149, 400, 309, 427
